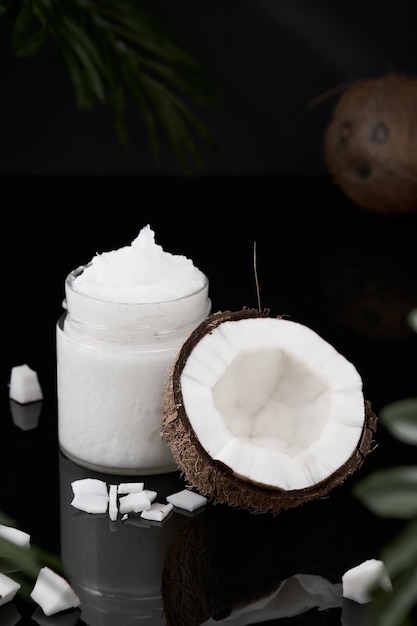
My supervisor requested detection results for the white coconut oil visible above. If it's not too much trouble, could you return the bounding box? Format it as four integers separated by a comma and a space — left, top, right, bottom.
56, 226, 211, 474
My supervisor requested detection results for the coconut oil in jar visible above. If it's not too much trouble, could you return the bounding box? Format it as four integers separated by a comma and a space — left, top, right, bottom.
56, 226, 211, 475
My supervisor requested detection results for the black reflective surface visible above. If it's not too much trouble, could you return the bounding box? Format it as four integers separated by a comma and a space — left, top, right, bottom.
1, 176, 417, 625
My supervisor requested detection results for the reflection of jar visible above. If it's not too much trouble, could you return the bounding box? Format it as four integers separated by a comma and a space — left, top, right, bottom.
56, 267, 210, 475
59, 453, 186, 626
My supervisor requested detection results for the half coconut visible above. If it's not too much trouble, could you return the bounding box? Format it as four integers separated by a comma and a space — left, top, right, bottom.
162, 309, 377, 514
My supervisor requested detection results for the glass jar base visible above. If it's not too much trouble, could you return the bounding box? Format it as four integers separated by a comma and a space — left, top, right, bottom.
59, 445, 178, 476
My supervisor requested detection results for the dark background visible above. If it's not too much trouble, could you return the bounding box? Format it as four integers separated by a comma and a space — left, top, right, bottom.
1, 3, 417, 623
1, 0, 417, 175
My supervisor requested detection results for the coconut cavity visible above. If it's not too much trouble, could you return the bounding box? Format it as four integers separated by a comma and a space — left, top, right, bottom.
162, 309, 378, 514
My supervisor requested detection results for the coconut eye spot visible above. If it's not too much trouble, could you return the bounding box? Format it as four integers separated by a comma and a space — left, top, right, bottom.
337, 120, 353, 149
370, 121, 388, 144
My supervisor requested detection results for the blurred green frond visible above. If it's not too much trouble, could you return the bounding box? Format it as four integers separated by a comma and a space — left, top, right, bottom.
380, 398, 417, 446
2, 0, 220, 172
353, 466, 417, 519
353, 313, 417, 626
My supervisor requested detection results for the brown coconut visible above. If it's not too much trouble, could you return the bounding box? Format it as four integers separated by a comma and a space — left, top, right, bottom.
323, 72, 417, 213
162, 309, 377, 515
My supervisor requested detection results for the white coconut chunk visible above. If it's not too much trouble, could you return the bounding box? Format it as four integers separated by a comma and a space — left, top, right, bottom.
117, 482, 144, 494
30, 566, 81, 616
0, 525, 30, 549
144, 489, 158, 503
9, 364, 43, 404
71, 478, 108, 496
342, 559, 392, 604
108, 485, 118, 521
0, 572, 20, 606
140, 502, 174, 522
119, 491, 152, 514
180, 317, 365, 491
71, 492, 109, 514
166, 489, 208, 512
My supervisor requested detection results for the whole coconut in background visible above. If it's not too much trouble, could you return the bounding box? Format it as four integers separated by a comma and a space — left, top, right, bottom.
323, 72, 417, 213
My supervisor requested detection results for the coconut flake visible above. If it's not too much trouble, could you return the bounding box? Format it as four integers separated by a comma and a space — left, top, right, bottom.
30, 567, 80, 616
108, 485, 118, 521
140, 502, 174, 522
117, 482, 144, 494
342, 559, 392, 604
71, 478, 108, 496
118, 491, 152, 514
166, 489, 208, 512
0, 573, 20, 606
0, 525, 30, 550
71, 492, 109, 514
9, 364, 43, 404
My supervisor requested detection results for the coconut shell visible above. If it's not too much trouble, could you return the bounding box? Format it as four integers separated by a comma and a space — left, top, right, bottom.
323, 72, 417, 214
162, 309, 378, 515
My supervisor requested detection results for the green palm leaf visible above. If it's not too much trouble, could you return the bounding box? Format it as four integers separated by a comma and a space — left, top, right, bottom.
2, 0, 220, 171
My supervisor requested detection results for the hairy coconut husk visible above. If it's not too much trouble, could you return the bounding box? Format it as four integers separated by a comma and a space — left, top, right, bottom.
162, 309, 378, 515
323, 72, 417, 214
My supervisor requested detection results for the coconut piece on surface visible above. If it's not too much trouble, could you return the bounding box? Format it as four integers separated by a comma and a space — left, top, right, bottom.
117, 482, 144, 494
71, 478, 108, 496
166, 489, 208, 512
108, 484, 118, 521
119, 491, 152, 514
141, 502, 174, 522
0, 573, 20, 606
71, 492, 109, 514
144, 489, 158, 503
0, 525, 30, 549
30, 567, 80, 616
342, 559, 392, 604
9, 364, 43, 404
162, 309, 378, 514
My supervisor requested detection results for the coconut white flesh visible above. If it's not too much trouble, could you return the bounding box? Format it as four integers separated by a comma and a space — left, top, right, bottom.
30, 567, 80, 616
166, 489, 208, 512
342, 559, 392, 604
108, 484, 118, 521
9, 364, 43, 404
0, 573, 20, 606
180, 318, 365, 490
71, 492, 109, 514
118, 491, 152, 514
71, 478, 108, 496
140, 502, 174, 522
0, 525, 30, 549
117, 482, 144, 494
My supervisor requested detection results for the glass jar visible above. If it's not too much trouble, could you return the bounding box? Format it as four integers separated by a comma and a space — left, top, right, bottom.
56, 265, 211, 475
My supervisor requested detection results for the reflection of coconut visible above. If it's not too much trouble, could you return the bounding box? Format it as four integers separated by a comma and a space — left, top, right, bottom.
318, 233, 417, 338
323, 72, 417, 213
162, 501, 366, 625
162, 309, 377, 514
